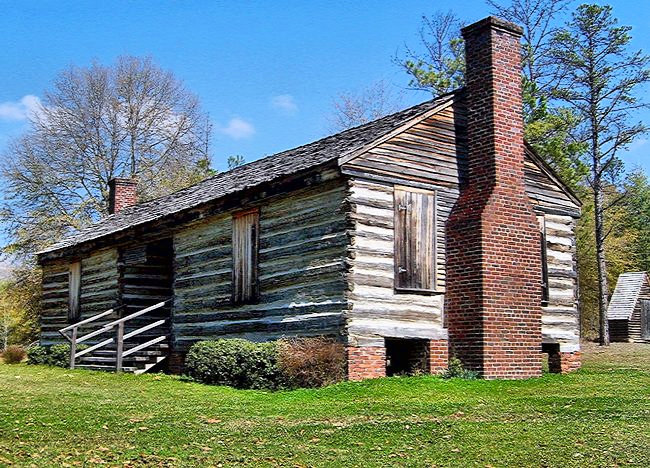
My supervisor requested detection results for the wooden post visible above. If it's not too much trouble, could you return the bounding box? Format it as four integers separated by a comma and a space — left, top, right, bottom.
116, 322, 124, 372
69, 327, 77, 369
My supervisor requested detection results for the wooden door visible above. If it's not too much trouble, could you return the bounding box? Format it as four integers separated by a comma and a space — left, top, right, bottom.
641, 300, 650, 340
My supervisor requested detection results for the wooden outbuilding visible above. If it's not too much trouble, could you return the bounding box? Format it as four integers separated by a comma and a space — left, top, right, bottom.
608, 272, 650, 342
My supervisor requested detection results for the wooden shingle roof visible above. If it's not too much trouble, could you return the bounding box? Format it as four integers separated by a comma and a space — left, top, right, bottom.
607, 272, 650, 320
37, 91, 460, 258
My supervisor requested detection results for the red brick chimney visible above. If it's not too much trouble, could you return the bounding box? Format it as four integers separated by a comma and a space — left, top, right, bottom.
445, 17, 543, 379
108, 178, 138, 214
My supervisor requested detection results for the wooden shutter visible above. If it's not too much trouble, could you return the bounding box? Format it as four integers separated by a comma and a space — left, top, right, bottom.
394, 187, 436, 292
538, 215, 549, 305
232, 208, 260, 304
68, 261, 81, 323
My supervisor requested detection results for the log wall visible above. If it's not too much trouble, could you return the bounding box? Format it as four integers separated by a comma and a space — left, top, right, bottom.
171, 174, 348, 351
120, 239, 173, 316
541, 214, 580, 352
346, 178, 447, 347
39, 101, 581, 354
342, 100, 580, 350
40, 248, 119, 345
40, 261, 71, 345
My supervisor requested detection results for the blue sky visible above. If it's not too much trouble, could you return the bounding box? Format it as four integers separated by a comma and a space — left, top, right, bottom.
0, 0, 648, 174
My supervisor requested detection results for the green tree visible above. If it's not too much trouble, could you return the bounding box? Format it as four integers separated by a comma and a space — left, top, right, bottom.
577, 182, 643, 339
227, 155, 246, 170
396, 11, 465, 95
551, 4, 650, 345
622, 170, 650, 272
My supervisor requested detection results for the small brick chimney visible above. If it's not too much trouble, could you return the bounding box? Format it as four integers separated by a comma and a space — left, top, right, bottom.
108, 178, 138, 214
445, 17, 543, 379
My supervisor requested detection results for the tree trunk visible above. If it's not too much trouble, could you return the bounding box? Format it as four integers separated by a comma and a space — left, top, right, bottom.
593, 171, 610, 346
1, 315, 8, 351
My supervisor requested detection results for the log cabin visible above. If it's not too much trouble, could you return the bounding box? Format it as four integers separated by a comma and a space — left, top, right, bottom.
607, 272, 650, 343
36, 16, 582, 379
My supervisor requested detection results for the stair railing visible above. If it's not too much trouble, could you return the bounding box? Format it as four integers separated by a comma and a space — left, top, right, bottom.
59, 299, 171, 372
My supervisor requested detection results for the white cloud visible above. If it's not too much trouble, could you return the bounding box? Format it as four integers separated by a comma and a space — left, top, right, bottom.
218, 117, 255, 140
0, 95, 43, 121
270, 94, 298, 115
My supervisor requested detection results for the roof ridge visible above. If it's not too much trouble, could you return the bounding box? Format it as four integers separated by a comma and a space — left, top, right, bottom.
113, 91, 460, 216
38, 90, 461, 257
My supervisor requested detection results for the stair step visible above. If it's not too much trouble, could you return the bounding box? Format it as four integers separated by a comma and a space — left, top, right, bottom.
92, 349, 167, 357
76, 364, 137, 373
80, 355, 154, 363
134, 356, 168, 375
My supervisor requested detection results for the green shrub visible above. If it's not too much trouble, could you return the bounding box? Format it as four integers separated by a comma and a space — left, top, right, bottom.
26, 344, 88, 367
185, 339, 282, 389
26, 345, 49, 365
442, 356, 479, 379
277, 337, 346, 388
2, 345, 27, 364
48, 344, 74, 367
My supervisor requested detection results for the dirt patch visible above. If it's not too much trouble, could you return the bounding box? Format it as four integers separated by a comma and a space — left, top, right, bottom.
581, 341, 650, 371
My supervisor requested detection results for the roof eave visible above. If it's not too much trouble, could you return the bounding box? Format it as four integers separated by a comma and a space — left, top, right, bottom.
524, 142, 583, 209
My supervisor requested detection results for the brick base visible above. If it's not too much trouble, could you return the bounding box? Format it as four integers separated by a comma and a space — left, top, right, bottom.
167, 351, 186, 375
548, 351, 581, 374
427, 339, 449, 374
347, 346, 386, 381
348, 340, 449, 381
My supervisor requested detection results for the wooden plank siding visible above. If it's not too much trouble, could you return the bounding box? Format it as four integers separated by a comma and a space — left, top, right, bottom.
607, 272, 650, 342
629, 284, 650, 342
171, 177, 349, 351
342, 100, 580, 350
118, 239, 173, 343
40, 248, 119, 345
120, 240, 173, 313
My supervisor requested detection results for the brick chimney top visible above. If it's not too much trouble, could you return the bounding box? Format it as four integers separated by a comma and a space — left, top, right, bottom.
460, 15, 523, 37
108, 178, 138, 215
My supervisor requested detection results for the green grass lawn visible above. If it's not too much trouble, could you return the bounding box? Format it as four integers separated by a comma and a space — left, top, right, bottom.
1, 344, 649, 467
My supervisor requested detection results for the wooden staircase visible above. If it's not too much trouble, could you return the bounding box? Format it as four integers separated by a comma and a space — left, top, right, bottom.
58, 300, 171, 374
76, 344, 169, 375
